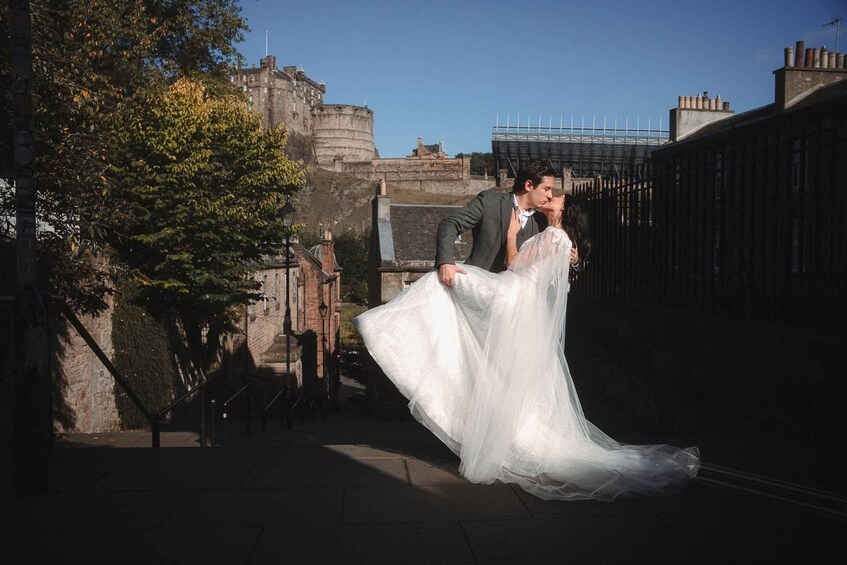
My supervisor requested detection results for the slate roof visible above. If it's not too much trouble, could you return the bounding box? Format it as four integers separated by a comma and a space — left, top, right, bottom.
389, 204, 473, 264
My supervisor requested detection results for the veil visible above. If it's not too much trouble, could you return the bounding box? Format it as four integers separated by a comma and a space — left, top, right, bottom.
457, 227, 699, 500
459, 227, 576, 481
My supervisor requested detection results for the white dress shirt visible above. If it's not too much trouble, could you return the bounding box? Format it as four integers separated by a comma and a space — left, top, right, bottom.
511, 194, 535, 229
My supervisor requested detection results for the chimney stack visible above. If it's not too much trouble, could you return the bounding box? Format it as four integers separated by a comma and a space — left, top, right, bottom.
775, 40, 847, 110
321, 229, 334, 275
669, 91, 733, 141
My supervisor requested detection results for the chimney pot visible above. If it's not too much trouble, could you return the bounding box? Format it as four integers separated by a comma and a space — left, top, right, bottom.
785, 47, 794, 67
813, 48, 821, 68
805, 47, 814, 68
795, 41, 805, 67
821, 47, 829, 69
722, 101, 730, 111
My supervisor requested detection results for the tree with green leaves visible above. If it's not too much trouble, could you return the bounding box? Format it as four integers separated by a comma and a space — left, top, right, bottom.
108, 78, 303, 364
0, 0, 249, 312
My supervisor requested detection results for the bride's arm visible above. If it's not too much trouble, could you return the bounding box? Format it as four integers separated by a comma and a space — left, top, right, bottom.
505, 208, 520, 268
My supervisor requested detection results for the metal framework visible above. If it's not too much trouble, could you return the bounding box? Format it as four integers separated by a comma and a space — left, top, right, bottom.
492, 123, 669, 179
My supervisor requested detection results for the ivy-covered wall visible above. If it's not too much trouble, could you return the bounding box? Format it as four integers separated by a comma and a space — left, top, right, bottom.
111, 286, 177, 430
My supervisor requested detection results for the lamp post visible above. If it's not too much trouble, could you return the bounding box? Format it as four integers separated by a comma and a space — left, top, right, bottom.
280, 199, 296, 401
318, 298, 328, 411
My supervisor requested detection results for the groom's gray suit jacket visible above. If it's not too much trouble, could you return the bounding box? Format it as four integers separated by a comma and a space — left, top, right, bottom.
436, 190, 546, 274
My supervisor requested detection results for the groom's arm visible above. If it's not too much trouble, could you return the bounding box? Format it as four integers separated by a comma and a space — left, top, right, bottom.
435, 191, 486, 267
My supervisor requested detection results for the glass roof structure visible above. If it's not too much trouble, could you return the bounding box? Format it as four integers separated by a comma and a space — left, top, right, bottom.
492, 123, 670, 179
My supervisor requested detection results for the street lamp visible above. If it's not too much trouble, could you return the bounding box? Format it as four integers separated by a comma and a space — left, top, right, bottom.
281, 199, 296, 396
318, 298, 328, 411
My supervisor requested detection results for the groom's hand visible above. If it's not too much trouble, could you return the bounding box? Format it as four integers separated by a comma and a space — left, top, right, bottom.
439, 263, 467, 287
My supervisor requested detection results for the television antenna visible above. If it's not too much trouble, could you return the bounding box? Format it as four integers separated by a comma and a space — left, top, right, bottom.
823, 17, 841, 52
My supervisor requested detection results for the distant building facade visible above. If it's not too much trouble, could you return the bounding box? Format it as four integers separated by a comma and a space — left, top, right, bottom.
366, 179, 474, 306
231, 55, 326, 139
233, 55, 494, 197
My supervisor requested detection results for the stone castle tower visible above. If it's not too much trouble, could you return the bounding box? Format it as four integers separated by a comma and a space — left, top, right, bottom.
232, 55, 376, 165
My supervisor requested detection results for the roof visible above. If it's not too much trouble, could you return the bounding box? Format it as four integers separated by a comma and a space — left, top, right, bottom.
389, 204, 473, 264
492, 128, 667, 178
291, 242, 335, 282
308, 244, 341, 270
659, 78, 847, 146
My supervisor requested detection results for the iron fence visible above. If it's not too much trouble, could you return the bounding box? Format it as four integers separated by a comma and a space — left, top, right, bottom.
573, 102, 847, 331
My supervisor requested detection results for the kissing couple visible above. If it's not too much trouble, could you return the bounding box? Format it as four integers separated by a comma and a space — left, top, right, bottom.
354, 160, 699, 501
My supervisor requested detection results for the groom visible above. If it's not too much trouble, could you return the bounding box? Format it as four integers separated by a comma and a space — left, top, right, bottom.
436, 159, 562, 286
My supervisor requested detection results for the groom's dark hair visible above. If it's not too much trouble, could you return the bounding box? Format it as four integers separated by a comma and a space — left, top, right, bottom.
512, 160, 557, 193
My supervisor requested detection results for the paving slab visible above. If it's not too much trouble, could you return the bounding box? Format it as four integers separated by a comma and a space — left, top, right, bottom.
461, 514, 709, 565
250, 522, 475, 565
10, 490, 184, 532
87, 448, 258, 491
5, 400, 844, 565
163, 487, 343, 528
661, 503, 845, 564
242, 453, 410, 488
23, 526, 260, 565
406, 457, 468, 486
343, 483, 530, 523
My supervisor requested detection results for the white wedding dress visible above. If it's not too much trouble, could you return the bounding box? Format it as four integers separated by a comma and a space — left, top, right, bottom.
353, 227, 699, 501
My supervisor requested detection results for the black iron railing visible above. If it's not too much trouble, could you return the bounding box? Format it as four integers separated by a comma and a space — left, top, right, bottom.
572, 100, 847, 332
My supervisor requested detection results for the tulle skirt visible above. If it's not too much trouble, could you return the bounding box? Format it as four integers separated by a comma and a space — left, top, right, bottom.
353, 263, 699, 501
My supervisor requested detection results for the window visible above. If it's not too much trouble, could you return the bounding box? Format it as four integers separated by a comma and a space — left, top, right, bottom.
791, 138, 803, 193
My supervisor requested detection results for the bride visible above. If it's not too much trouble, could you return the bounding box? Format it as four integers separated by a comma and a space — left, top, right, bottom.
353, 194, 699, 501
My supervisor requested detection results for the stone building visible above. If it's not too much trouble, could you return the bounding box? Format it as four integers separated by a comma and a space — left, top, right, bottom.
239, 235, 341, 393
30, 233, 341, 434
410, 137, 447, 159
231, 55, 326, 139
234, 55, 495, 197
366, 178, 473, 306
312, 104, 377, 167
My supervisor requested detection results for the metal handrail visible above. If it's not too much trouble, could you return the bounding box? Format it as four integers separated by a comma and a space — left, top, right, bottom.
154, 380, 210, 447
218, 382, 260, 447
5, 292, 297, 449
211, 375, 296, 446
53, 297, 156, 426
4, 292, 211, 448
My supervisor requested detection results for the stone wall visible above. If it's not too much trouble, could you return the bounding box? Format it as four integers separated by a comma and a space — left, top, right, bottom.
312, 105, 375, 166
51, 297, 120, 433
564, 295, 846, 491
339, 157, 496, 195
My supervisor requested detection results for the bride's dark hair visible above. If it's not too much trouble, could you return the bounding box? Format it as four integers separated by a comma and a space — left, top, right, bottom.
563, 194, 591, 281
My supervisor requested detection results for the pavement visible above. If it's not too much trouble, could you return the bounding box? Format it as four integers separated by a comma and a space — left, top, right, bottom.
2, 377, 844, 565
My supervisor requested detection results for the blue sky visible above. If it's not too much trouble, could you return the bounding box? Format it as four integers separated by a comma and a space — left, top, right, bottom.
235, 0, 846, 158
